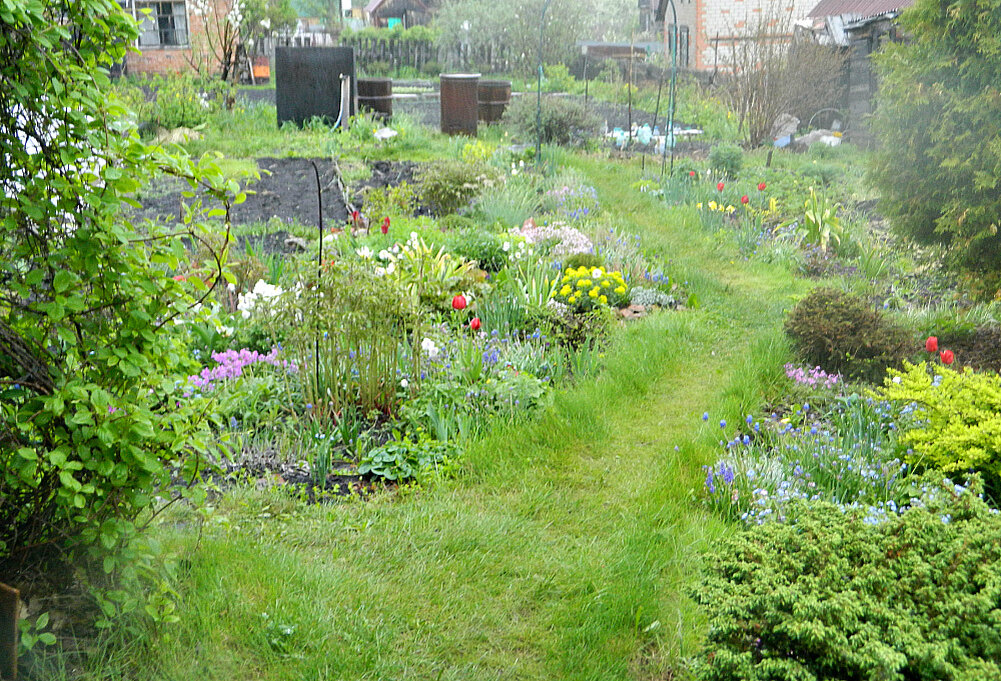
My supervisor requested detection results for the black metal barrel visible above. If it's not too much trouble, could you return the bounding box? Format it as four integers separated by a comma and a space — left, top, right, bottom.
477, 79, 511, 123
440, 73, 480, 136
357, 77, 393, 118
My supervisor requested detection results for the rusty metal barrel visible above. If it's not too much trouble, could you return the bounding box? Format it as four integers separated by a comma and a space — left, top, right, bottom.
440, 73, 480, 136
357, 77, 393, 118
477, 79, 512, 123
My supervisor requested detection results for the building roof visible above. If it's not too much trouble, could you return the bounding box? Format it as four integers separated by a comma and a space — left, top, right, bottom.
807, 0, 914, 19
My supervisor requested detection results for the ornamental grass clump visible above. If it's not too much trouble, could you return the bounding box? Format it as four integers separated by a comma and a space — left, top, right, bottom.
552, 266, 628, 312
693, 475, 1001, 681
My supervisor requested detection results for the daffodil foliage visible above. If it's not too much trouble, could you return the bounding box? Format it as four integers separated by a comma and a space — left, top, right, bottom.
0, 0, 242, 596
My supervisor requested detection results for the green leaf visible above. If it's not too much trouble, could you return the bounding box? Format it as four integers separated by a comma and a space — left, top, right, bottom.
53, 270, 73, 292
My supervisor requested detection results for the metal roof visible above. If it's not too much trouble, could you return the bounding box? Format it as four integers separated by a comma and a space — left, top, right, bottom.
807, 0, 914, 19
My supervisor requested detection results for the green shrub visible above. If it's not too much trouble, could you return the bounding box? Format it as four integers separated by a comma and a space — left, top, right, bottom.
152, 75, 212, 129
693, 480, 1001, 681
1, 0, 234, 606
868, 0, 1001, 285
708, 143, 743, 179
445, 228, 509, 272
414, 160, 502, 215
420, 60, 443, 77
875, 361, 1001, 485
541, 304, 615, 351
784, 287, 910, 381
360, 181, 418, 219
563, 252, 605, 271
541, 63, 576, 92
502, 95, 601, 147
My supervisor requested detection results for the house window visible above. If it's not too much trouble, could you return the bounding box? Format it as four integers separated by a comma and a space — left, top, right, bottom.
137, 1, 189, 47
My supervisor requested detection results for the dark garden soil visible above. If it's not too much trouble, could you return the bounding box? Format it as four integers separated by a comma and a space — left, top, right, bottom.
219, 450, 378, 501
133, 157, 349, 230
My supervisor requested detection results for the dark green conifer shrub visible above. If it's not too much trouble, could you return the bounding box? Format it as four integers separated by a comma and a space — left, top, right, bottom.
784, 287, 909, 381
693, 478, 1001, 681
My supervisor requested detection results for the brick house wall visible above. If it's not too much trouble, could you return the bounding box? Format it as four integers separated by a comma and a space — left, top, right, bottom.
693, 0, 817, 70
125, 0, 229, 76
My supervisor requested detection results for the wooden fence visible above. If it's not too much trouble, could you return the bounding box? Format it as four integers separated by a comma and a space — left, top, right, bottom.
341, 38, 519, 74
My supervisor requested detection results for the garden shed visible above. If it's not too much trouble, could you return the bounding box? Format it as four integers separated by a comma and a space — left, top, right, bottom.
805, 0, 914, 141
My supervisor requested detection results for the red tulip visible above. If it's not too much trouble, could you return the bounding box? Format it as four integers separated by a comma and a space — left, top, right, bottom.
172, 274, 185, 281
717, 181, 725, 191
689, 170, 696, 177
451, 294, 467, 310
740, 195, 749, 205
381, 216, 390, 235
351, 210, 359, 222
757, 182, 767, 191
940, 349, 954, 365
925, 336, 938, 353
470, 317, 481, 331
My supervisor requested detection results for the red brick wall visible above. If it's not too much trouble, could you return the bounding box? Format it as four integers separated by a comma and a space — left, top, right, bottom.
126, 0, 224, 76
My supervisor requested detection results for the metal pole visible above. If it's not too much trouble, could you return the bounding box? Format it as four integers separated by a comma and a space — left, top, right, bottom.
536, 0, 554, 166
660, 0, 678, 178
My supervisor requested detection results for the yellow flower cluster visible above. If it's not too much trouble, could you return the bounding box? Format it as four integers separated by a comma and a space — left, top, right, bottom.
552, 266, 629, 311
695, 200, 736, 214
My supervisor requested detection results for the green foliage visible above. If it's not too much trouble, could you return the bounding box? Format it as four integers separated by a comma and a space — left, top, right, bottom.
0, 0, 237, 589
414, 160, 502, 215
868, 0, 1001, 285
357, 431, 458, 481
796, 187, 844, 254
708, 143, 743, 179
390, 235, 481, 312
502, 95, 601, 147
563, 252, 606, 271
541, 63, 576, 92
541, 305, 615, 351
693, 480, 1001, 680
784, 288, 910, 381
271, 261, 415, 421
432, 0, 602, 75
444, 228, 510, 272
875, 361, 1001, 483
360, 181, 418, 219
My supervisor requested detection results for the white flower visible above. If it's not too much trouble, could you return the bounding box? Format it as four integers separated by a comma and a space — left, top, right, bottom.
502, 241, 511, 252
260, 17, 271, 29
378, 249, 393, 261
421, 337, 439, 359
892, 376, 902, 384
591, 268, 603, 279
356, 246, 373, 259
227, 282, 236, 292
400, 378, 409, 388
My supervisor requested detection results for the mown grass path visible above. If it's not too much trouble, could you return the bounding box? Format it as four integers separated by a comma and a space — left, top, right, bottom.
133, 155, 810, 681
